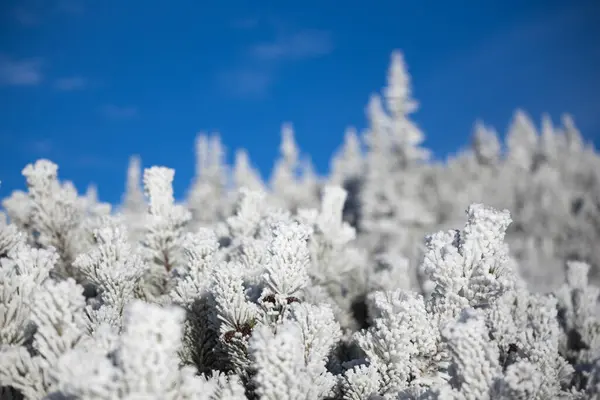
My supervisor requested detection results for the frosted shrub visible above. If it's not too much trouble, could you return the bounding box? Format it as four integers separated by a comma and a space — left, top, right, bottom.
2, 160, 108, 281
2, 49, 600, 399
187, 134, 230, 230
138, 166, 191, 300
298, 186, 369, 330
555, 261, 600, 369
422, 204, 516, 322
47, 300, 246, 400
72, 220, 149, 331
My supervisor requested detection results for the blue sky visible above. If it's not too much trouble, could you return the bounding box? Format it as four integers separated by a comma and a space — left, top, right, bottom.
0, 0, 599, 205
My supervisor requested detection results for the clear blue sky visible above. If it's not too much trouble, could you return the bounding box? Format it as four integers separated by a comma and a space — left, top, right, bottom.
1, 0, 599, 205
